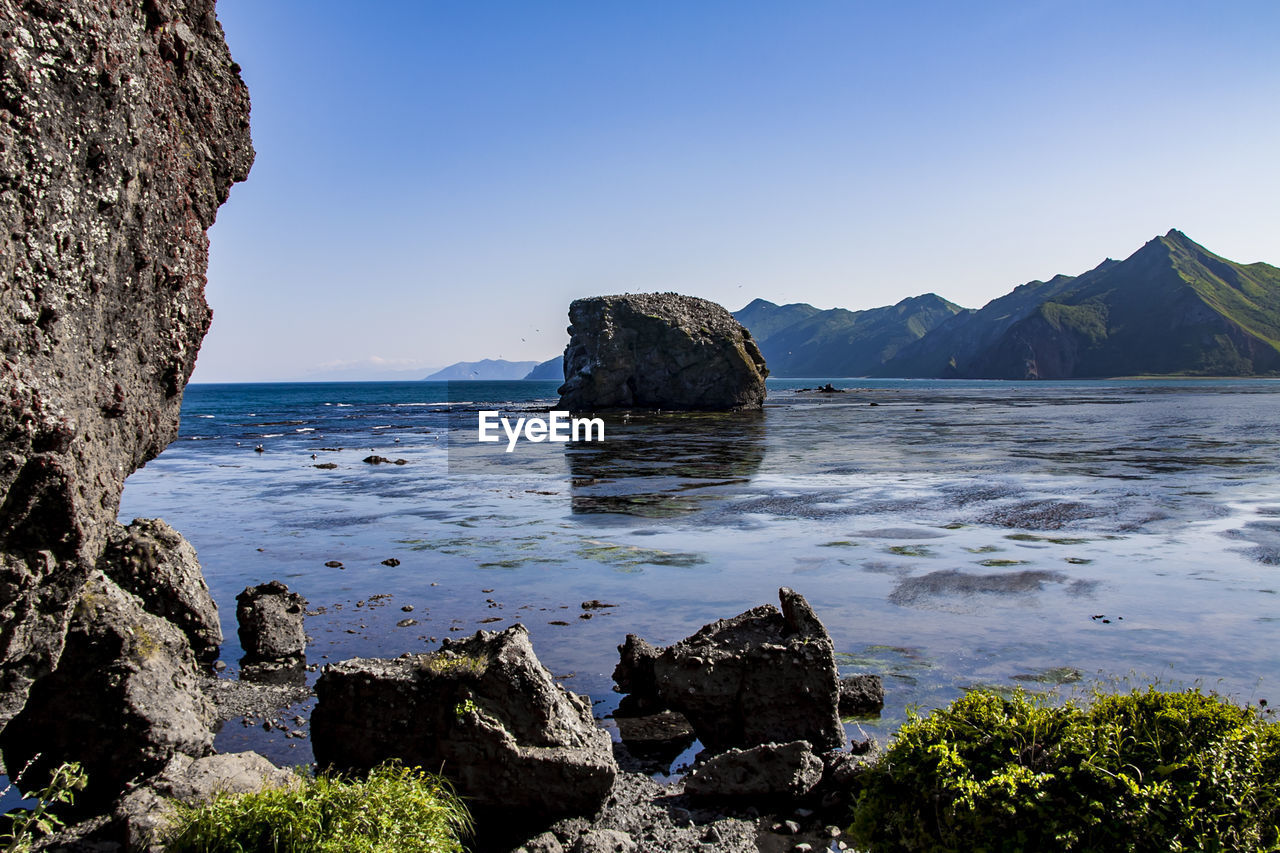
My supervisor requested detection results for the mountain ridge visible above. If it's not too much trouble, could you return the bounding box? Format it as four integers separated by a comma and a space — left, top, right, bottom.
736, 230, 1280, 379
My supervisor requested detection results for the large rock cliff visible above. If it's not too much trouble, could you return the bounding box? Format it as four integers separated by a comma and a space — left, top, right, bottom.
558, 293, 768, 411
0, 0, 252, 729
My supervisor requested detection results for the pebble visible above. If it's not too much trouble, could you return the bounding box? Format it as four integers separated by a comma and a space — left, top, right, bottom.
324, 560, 343, 568
401, 605, 414, 612
381, 558, 400, 567
396, 619, 418, 627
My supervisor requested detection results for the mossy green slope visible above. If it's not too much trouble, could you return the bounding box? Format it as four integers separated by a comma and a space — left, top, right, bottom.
884, 230, 1280, 379
735, 294, 965, 377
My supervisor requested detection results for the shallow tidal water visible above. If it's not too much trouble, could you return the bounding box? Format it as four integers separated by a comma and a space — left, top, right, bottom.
114, 378, 1280, 769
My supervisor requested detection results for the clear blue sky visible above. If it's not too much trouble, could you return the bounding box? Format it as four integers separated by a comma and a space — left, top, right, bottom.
197, 0, 1280, 381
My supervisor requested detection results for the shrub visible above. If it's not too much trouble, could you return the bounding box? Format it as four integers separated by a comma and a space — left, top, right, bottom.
163, 761, 471, 853
849, 688, 1280, 852
0, 759, 88, 853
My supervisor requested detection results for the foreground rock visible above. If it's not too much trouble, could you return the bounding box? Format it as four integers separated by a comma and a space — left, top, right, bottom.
557, 293, 768, 411
684, 740, 823, 803
236, 580, 306, 682
839, 673, 885, 715
100, 518, 222, 664
0, 0, 254, 729
116, 751, 298, 850
0, 572, 215, 810
614, 588, 844, 752
311, 624, 616, 818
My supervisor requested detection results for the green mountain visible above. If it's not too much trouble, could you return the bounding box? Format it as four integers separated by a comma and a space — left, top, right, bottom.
879, 230, 1280, 378
734, 294, 965, 377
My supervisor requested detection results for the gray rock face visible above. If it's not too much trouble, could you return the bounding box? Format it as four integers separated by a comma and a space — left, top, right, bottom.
0, 572, 215, 809
100, 518, 221, 664
236, 580, 306, 661
557, 294, 768, 411
0, 0, 253, 729
311, 624, 617, 818
684, 740, 823, 802
616, 588, 844, 752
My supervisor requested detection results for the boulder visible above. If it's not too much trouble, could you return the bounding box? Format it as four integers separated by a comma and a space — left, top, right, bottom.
838, 673, 885, 715
116, 751, 298, 851
100, 518, 222, 664
0, 0, 253, 729
236, 580, 306, 662
623, 588, 844, 752
684, 740, 823, 802
311, 624, 617, 818
0, 572, 215, 810
557, 293, 768, 411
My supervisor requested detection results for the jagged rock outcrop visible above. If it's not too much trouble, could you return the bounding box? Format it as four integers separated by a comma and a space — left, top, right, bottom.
557, 293, 768, 411
613, 588, 844, 752
0, 571, 215, 810
100, 518, 221, 664
311, 624, 617, 818
0, 0, 253, 729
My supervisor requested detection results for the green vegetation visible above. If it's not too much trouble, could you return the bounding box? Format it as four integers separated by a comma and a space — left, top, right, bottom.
164, 762, 470, 853
418, 652, 488, 678
0, 760, 87, 853
849, 688, 1280, 852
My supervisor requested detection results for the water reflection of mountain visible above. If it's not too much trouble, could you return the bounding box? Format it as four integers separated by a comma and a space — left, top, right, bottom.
565, 411, 765, 517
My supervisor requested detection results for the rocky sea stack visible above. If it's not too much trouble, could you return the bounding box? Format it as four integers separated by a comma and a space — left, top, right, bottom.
557, 293, 769, 411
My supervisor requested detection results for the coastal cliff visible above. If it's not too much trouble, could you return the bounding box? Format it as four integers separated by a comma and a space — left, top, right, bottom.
0, 0, 252, 728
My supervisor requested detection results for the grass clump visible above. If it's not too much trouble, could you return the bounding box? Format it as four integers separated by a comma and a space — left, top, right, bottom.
163, 761, 470, 853
849, 687, 1280, 852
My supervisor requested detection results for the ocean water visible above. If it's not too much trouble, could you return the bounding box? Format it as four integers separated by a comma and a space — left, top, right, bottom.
112, 378, 1280, 768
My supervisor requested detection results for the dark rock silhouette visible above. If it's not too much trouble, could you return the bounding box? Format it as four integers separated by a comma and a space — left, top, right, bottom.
614, 588, 844, 752
558, 293, 768, 411
0, 572, 215, 810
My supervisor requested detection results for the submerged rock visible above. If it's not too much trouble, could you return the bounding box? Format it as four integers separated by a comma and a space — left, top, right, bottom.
839, 673, 885, 715
557, 293, 768, 411
0, 573, 215, 810
100, 518, 222, 664
615, 588, 844, 752
0, 0, 253, 729
236, 580, 307, 662
311, 623, 616, 818
684, 740, 823, 802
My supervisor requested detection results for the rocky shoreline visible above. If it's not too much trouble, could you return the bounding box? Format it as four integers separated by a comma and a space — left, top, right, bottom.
12, 578, 879, 852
